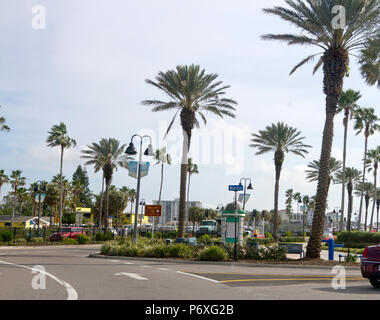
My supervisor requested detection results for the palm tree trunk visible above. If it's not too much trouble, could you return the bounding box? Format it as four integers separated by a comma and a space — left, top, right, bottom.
99, 172, 105, 228
365, 195, 370, 231
340, 114, 348, 230
50, 205, 53, 230
306, 96, 337, 259
370, 167, 377, 231
11, 186, 17, 228
178, 129, 191, 238
157, 163, 164, 226
104, 179, 111, 230
358, 135, 369, 231
273, 150, 283, 241
185, 173, 191, 237
59, 145, 64, 228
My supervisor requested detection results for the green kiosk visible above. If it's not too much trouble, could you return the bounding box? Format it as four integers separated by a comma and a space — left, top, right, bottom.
220, 202, 245, 245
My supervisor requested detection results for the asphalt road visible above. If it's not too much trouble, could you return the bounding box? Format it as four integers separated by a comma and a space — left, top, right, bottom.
0, 245, 379, 300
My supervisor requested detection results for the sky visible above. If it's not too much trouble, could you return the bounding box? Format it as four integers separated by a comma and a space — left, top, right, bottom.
0, 0, 379, 218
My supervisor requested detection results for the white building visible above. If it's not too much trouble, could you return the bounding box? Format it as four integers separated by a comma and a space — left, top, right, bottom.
152, 198, 202, 225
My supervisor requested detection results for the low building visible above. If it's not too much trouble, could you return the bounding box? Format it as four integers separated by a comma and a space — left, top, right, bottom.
152, 198, 202, 225
0, 216, 50, 229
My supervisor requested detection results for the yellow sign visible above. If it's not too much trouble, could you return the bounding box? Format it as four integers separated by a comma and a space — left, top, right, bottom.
75, 207, 91, 213
54, 216, 60, 223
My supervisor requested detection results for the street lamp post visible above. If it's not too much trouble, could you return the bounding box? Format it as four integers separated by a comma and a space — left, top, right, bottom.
34, 181, 47, 236
125, 134, 154, 244
239, 178, 253, 212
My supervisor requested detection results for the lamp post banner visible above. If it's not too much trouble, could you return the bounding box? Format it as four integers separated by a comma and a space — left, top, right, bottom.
238, 193, 250, 203
128, 161, 150, 179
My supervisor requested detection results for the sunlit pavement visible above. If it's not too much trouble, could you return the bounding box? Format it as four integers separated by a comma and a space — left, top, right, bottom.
0, 246, 378, 300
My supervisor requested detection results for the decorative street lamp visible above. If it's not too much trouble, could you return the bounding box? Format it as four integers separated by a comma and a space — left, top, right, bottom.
125, 134, 154, 243
34, 181, 47, 236
238, 178, 253, 212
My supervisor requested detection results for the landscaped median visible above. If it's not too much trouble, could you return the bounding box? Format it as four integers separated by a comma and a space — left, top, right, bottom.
99, 238, 360, 267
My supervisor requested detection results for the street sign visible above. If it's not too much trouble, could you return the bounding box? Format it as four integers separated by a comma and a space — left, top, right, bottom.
238, 193, 250, 203
228, 185, 243, 192
145, 205, 162, 217
128, 161, 150, 179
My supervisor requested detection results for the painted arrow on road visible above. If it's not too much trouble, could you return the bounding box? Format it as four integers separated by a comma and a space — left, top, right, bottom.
114, 272, 148, 280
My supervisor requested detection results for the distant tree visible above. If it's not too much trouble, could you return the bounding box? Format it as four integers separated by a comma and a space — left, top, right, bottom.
10, 170, 26, 227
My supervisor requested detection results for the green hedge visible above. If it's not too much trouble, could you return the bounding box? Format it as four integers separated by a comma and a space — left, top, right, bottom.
279, 237, 305, 243
337, 231, 380, 245
0, 229, 13, 242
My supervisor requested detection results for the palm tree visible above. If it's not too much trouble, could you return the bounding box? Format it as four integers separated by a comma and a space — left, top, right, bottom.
336, 168, 362, 231
285, 189, 294, 228
366, 146, 380, 231
262, 0, 380, 259
355, 181, 374, 231
71, 179, 84, 210
302, 195, 310, 237
0, 170, 9, 197
16, 187, 29, 216
186, 158, 199, 234
354, 108, 380, 230
10, 170, 26, 227
143, 64, 237, 237
250, 122, 311, 240
128, 188, 136, 216
293, 192, 302, 214
337, 89, 362, 230
0, 106, 10, 132
46, 123, 76, 228
376, 188, 380, 232
154, 147, 172, 225
81, 138, 128, 229
45, 182, 60, 228
305, 157, 342, 195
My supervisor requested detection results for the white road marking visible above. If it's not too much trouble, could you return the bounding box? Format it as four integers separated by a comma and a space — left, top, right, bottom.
157, 268, 171, 271
140, 265, 151, 268
123, 262, 135, 265
0, 260, 78, 300
114, 272, 148, 280
109, 260, 120, 263
176, 271, 220, 283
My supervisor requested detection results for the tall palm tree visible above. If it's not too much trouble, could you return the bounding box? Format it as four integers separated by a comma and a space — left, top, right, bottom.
0, 170, 9, 197
355, 181, 374, 231
186, 158, 199, 234
71, 179, 84, 210
0, 106, 10, 132
45, 182, 60, 228
376, 188, 380, 232
285, 189, 294, 226
366, 146, 380, 231
337, 89, 362, 230
143, 64, 237, 237
250, 122, 311, 240
336, 167, 362, 231
262, 0, 380, 259
128, 188, 136, 216
10, 170, 26, 227
355, 108, 380, 230
154, 147, 172, 225
16, 187, 29, 216
293, 192, 302, 214
81, 138, 128, 229
305, 157, 342, 195
46, 123, 76, 228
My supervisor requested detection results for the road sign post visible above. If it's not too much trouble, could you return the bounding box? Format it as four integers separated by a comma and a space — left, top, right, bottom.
228, 185, 243, 262
145, 205, 162, 240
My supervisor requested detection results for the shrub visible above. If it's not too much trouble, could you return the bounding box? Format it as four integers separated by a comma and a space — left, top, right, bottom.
259, 245, 287, 261
264, 232, 272, 239
198, 234, 212, 244
0, 229, 13, 242
285, 231, 292, 237
224, 244, 247, 260
279, 237, 305, 243
250, 238, 274, 246
63, 238, 78, 245
337, 231, 380, 245
101, 242, 112, 255
166, 244, 194, 258
199, 246, 228, 261
30, 237, 44, 243
95, 231, 114, 241
77, 234, 90, 244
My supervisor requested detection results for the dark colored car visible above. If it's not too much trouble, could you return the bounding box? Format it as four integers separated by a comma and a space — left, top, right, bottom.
50, 227, 85, 241
361, 245, 380, 288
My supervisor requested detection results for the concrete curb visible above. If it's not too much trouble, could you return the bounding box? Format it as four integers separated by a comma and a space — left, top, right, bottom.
88, 253, 361, 271
0, 244, 102, 250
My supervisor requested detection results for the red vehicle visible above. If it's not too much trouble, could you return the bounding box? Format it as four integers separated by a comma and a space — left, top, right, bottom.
361, 245, 380, 288
50, 227, 85, 241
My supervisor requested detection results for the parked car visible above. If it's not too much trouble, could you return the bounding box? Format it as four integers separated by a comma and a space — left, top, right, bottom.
361, 245, 380, 288
50, 227, 85, 241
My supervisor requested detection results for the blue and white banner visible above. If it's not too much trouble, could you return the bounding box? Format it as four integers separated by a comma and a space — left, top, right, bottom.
128, 161, 150, 179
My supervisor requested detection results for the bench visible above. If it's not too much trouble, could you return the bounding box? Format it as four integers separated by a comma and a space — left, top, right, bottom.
278, 243, 304, 259
246, 242, 259, 251
338, 254, 363, 262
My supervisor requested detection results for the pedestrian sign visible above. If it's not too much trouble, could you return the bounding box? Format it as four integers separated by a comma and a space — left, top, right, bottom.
229, 185, 243, 192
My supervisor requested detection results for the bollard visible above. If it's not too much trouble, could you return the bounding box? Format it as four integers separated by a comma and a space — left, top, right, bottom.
322, 238, 344, 261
